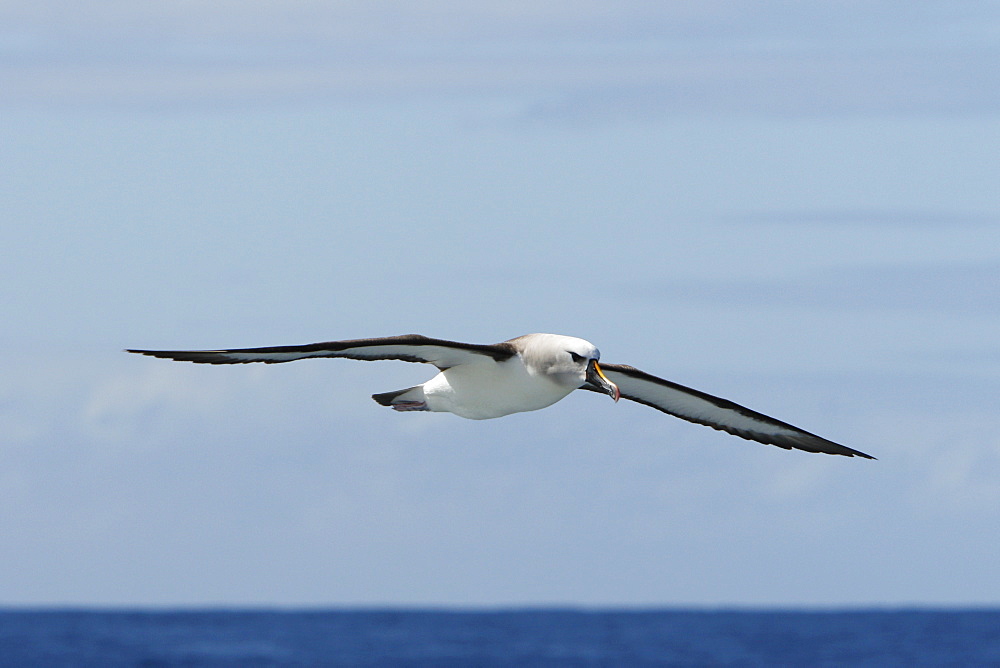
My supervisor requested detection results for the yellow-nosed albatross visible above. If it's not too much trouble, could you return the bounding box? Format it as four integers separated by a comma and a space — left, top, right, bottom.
127, 333, 873, 458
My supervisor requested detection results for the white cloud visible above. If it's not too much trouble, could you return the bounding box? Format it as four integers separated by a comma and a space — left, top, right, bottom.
82, 363, 230, 444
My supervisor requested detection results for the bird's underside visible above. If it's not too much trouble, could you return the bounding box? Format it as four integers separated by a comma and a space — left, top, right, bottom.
127, 333, 874, 459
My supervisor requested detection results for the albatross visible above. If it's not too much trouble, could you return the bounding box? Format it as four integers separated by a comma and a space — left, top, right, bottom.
127, 333, 873, 459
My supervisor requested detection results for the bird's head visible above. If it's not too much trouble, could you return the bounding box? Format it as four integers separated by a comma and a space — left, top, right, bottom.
524, 334, 620, 402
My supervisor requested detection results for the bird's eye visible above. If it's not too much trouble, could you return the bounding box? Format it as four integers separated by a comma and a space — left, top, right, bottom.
568, 351, 585, 363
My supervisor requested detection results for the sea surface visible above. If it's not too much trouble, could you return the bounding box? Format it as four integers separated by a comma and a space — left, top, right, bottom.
1, 609, 998, 667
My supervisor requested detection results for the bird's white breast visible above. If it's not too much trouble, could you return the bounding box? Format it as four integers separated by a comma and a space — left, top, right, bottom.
422, 356, 576, 419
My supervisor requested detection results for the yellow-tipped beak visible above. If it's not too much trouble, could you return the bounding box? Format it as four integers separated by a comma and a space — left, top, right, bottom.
587, 360, 620, 402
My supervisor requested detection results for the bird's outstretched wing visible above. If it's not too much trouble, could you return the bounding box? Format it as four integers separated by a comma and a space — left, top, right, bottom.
580, 363, 874, 458
127, 335, 517, 371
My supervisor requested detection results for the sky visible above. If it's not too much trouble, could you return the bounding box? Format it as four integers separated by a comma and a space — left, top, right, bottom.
2, 1, 1000, 607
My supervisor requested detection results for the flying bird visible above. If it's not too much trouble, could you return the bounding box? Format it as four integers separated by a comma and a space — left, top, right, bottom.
127, 333, 873, 459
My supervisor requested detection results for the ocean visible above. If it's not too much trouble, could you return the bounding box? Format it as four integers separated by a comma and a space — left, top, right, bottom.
1, 609, 998, 667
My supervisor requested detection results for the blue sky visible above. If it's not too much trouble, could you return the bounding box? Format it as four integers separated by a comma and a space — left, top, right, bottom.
3, 2, 1000, 606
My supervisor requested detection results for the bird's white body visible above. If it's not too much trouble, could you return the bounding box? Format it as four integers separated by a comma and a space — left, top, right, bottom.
423, 357, 574, 419
397, 334, 600, 419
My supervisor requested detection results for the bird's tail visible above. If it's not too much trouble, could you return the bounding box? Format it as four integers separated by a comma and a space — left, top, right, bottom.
371, 385, 429, 411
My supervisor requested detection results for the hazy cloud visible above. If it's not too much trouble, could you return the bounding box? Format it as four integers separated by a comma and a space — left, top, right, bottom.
3, 2, 1000, 115
632, 260, 1000, 314
726, 210, 1000, 228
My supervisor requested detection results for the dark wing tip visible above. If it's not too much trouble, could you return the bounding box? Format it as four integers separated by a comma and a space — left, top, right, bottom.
661, 405, 876, 459
835, 443, 877, 460
782, 434, 876, 459
126, 349, 166, 357
836, 445, 877, 460
689, 408, 876, 459
125, 349, 248, 364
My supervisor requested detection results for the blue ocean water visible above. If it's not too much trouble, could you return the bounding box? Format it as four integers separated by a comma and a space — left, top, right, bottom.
1, 609, 998, 667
